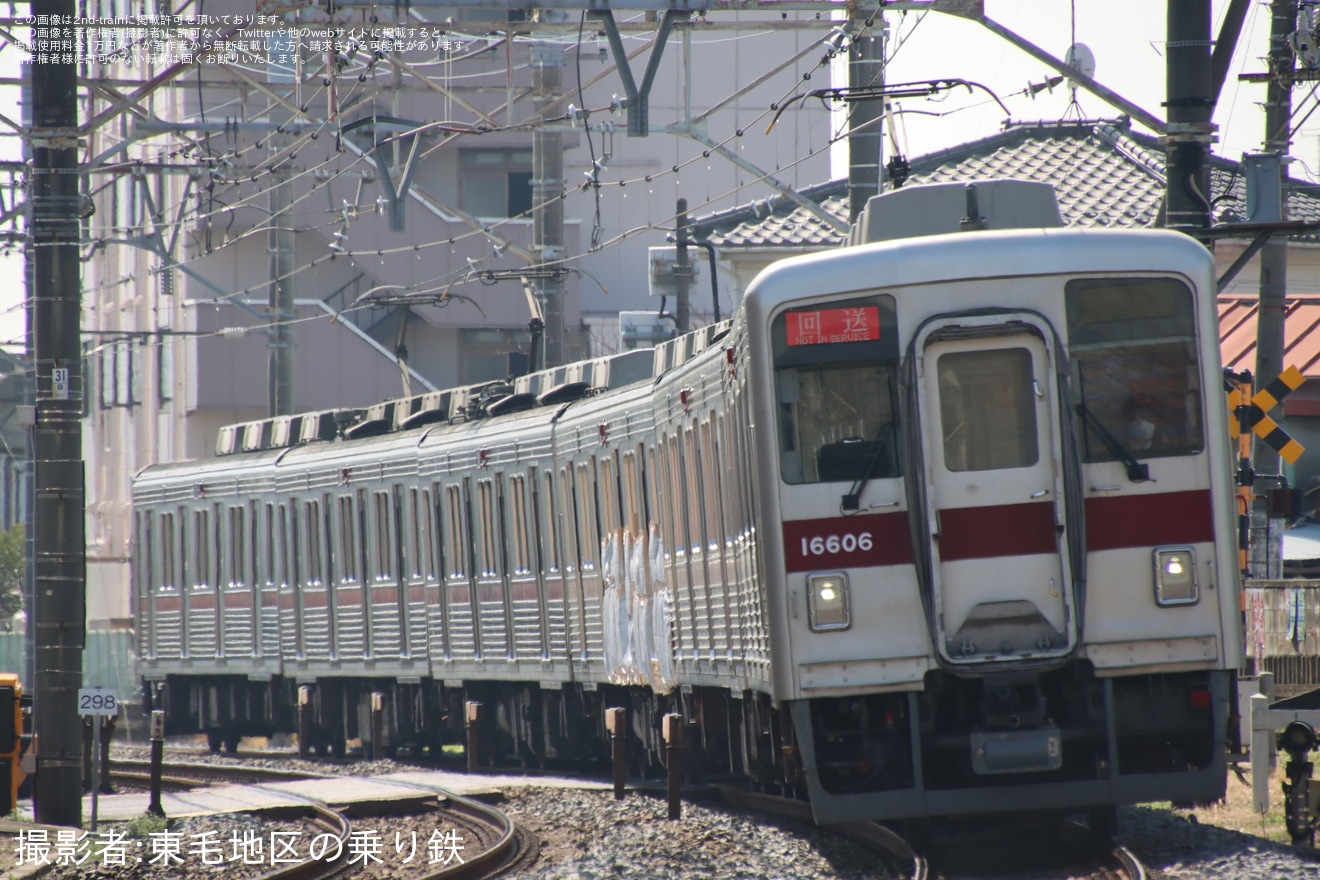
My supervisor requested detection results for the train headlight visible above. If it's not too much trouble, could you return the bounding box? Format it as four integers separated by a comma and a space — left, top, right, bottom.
808, 572, 851, 631
1153, 546, 1198, 606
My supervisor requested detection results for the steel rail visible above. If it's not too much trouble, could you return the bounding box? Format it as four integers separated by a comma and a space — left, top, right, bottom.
717, 785, 925, 879
420, 792, 521, 880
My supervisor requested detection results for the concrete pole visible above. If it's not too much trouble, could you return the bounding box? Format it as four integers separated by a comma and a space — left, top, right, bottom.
847, 17, 885, 224
532, 44, 565, 366
1253, 0, 1297, 577
30, 0, 86, 826
675, 199, 690, 333
268, 165, 295, 417
1164, 0, 1215, 233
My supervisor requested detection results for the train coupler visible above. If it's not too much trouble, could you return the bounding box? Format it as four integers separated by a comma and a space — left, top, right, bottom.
1279, 721, 1320, 854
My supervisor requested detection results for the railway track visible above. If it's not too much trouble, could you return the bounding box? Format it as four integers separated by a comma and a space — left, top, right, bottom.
105, 757, 532, 880
718, 785, 927, 879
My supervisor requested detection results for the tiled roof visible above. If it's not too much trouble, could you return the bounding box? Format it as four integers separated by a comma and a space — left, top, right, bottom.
1219, 294, 1320, 377
692, 118, 1320, 247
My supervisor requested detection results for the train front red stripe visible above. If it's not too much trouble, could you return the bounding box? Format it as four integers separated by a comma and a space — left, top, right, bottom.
782, 511, 912, 574
937, 501, 1057, 561
1085, 489, 1215, 551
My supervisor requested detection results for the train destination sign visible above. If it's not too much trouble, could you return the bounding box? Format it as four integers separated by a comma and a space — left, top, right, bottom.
786, 306, 880, 346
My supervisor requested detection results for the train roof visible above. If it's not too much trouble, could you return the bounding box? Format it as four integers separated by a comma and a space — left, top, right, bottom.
741, 226, 1214, 317
135, 319, 737, 492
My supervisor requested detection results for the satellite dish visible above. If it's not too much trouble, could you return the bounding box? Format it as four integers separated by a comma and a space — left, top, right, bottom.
1064, 43, 1096, 89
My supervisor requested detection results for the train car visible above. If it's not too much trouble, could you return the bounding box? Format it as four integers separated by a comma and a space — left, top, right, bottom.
134, 180, 1239, 827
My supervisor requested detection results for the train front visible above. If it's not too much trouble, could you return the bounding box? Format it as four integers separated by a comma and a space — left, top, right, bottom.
743, 225, 1238, 824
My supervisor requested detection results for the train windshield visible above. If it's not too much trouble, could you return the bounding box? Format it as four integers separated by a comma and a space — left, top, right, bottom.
1066, 277, 1204, 462
771, 295, 901, 484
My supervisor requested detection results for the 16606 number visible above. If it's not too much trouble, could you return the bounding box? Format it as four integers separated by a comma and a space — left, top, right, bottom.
800, 532, 873, 556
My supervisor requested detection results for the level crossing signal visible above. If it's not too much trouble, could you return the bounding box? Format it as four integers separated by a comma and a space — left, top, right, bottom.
0, 675, 22, 814
1227, 365, 1306, 464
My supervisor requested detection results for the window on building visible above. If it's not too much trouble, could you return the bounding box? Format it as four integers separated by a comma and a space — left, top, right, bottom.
460, 148, 533, 218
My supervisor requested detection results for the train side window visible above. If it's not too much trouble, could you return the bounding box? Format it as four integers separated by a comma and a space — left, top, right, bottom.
277, 505, 290, 588
663, 434, 682, 555
159, 512, 175, 591
137, 512, 152, 603
1066, 277, 1204, 461
684, 428, 705, 552
477, 480, 497, 578
558, 467, 575, 573
373, 491, 392, 580
227, 506, 245, 589
598, 456, 618, 539
510, 476, 530, 575
421, 489, 436, 579
255, 502, 266, 587
408, 489, 422, 579
622, 451, 642, 535
193, 509, 210, 590
213, 504, 224, 590
445, 485, 466, 579
701, 419, 722, 549
264, 506, 274, 588
541, 472, 559, 573
771, 295, 901, 484
304, 500, 323, 585
575, 463, 597, 570
178, 509, 189, 590
337, 496, 358, 584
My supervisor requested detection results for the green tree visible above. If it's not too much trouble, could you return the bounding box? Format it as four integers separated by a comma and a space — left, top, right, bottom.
0, 525, 23, 618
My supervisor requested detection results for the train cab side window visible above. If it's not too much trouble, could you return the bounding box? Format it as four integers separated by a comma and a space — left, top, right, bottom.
1066, 278, 1204, 461
771, 295, 902, 484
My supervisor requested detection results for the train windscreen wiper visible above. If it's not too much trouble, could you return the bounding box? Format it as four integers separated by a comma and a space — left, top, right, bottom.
841, 424, 895, 512
1075, 403, 1152, 483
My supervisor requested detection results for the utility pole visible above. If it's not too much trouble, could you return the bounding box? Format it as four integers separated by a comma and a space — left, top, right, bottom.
1252, 0, 1298, 578
20, 60, 34, 694
268, 164, 295, 417
847, 15, 885, 224
675, 199, 690, 333
31, 0, 86, 826
1164, 0, 1215, 234
532, 44, 565, 367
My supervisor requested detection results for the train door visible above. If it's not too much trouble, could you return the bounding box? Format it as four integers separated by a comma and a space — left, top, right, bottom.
917, 317, 1077, 665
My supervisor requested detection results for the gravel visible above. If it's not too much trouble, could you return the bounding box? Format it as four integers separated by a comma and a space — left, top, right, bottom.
42, 743, 1320, 878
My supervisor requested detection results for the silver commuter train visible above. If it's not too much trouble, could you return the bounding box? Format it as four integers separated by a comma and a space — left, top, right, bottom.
134, 181, 1240, 825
